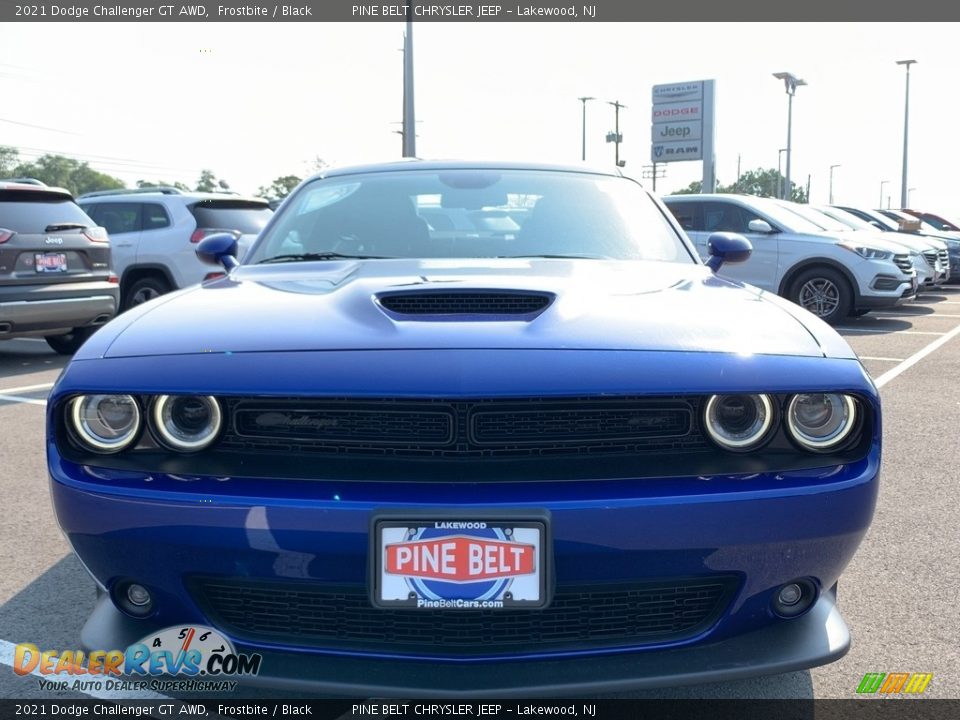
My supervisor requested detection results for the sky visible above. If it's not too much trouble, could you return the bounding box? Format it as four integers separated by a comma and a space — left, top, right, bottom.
2, 22, 958, 216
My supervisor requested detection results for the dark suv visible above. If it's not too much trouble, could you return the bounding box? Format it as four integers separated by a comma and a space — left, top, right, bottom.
0, 182, 119, 354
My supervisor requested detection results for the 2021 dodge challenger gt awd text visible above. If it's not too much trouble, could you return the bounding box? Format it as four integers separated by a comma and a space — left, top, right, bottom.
47, 162, 880, 695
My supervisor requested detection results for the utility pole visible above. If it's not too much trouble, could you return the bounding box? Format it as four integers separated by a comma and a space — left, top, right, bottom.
606, 100, 626, 167
401, 19, 416, 158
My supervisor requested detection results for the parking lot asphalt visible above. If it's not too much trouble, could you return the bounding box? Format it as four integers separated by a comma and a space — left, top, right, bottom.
1, 289, 958, 701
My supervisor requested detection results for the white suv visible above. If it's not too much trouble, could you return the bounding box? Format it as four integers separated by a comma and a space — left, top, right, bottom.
78, 188, 272, 310
662, 194, 917, 324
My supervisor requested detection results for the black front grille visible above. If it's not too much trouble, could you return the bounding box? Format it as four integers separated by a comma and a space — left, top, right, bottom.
894, 254, 912, 273
220, 397, 707, 460
189, 576, 738, 655
923, 250, 938, 267
378, 292, 551, 316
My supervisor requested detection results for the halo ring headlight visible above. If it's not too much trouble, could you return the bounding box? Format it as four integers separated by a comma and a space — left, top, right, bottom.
69, 394, 141, 453
151, 395, 222, 452
786, 393, 857, 451
704, 394, 774, 451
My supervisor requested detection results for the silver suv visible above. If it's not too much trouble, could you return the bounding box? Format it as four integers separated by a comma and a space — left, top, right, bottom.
78, 187, 272, 310
0, 182, 119, 354
662, 194, 917, 324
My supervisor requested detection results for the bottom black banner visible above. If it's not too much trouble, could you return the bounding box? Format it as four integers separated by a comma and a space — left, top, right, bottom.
2, 700, 960, 720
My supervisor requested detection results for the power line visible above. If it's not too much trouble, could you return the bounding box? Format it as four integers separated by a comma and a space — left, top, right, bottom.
0, 116, 79, 135
12, 146, 205, 175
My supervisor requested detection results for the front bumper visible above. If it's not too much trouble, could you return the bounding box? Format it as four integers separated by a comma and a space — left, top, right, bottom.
80, 587, 848, 697
51, 450, 878, 694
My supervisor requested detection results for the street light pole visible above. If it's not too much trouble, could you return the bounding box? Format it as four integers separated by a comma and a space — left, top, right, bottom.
829, 164, 841, 204
773, 72, 807, 201
880, 180, 889, 208
401, 19, 416, 158
897, 59, 917, 209
777, 148, 788, 198
578, 96, 594, 162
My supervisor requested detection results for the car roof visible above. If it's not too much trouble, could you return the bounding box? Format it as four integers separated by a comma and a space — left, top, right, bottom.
78, 189, 268, 204
0, 182, 75, 200
305, 159, 624, 182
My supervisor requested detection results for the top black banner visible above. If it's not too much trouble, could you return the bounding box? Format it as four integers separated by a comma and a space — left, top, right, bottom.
4, 0, 960, 21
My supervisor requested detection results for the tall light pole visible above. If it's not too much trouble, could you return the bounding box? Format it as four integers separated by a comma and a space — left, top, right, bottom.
773, 72, 807, 201
879, 180, 889, 208
606, 100, 627, 167
777, 148, 788, 198
578, 96, 594, 162
829, 164, 841, 204
401, 19, 416, 158
897, 59, 917, 209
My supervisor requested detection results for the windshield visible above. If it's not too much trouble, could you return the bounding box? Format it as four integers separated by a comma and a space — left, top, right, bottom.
776, 202, 850, 232
816, 206, 876, 231
748, 199, 828, 234
247, 169, 693, 264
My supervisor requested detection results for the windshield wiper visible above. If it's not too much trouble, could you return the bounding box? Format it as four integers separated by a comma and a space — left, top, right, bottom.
258, 252, 392, 264
45, 222, 88, 232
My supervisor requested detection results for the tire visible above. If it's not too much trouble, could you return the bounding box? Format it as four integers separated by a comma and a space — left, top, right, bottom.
789, 267, 852, 325
123, 276, 171, 311
45, 326, 96, 355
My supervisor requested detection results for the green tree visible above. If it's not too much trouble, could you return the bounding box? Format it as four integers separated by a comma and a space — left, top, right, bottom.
13, 154, 124, 195
195, 169, 218, 192
0, 146, 20, 177
257, 175, 301, 201
671, 180, 705, 195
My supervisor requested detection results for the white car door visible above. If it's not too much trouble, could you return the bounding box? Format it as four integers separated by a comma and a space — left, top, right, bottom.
701, 201, 780, 292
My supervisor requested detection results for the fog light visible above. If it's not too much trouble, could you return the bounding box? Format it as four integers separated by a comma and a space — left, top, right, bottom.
772, 578, 817, 618
113, 580, 154, 618
778, 583, 802, 606
126, 583, 151, 607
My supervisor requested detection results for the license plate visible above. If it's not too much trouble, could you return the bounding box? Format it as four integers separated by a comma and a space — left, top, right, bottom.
373, 517, 548, 610
35, 253, 67, 272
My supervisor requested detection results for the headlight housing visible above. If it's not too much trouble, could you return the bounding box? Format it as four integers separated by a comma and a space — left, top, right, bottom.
69, 394, 141, 453
838, 242, 893, 260
786, 393, 857, 451
151, 395, 223, 452
703, 394, 774, 451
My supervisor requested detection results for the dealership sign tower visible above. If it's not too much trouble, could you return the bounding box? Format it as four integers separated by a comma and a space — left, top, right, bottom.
651, 80, 716, 192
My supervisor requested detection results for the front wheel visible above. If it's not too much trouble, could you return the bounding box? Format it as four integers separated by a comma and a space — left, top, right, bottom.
789, 267, 852, 325
45, 327, 96, 355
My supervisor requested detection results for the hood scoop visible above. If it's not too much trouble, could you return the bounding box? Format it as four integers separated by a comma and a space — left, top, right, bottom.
377, 290, 554, 320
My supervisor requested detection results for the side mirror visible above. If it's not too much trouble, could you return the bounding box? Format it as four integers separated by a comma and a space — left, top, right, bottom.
196, 233, 239, 271
706, 232, 752, 272
747, 219, 774, 234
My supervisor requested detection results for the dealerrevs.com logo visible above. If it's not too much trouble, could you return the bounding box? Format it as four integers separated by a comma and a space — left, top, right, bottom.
13, 625, 261, 693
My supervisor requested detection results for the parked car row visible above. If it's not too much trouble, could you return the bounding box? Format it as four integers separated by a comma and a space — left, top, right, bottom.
0, 180, 273, 354
662, 193, 958, 325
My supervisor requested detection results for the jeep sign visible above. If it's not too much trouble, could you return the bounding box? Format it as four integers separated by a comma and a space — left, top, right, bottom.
651, 120, 702, 142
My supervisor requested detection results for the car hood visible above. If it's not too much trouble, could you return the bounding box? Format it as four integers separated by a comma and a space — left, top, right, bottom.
90, 259, 843, 360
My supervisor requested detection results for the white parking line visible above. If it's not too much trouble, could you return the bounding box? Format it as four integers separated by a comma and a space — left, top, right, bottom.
0, 639, 172, 701
0, 394, 47, 406
874, 322, 960, 389
858, 356, 906, 362
872, 313, 960, 319
836, 328, 946, 335
0, 382, 53, 394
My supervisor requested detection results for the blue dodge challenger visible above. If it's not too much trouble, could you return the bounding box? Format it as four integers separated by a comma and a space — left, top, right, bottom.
48, 161, 879, 695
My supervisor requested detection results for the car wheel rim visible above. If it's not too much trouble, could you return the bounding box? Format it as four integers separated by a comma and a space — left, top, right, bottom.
132, 287, 160, 306
799, 279, 840, 318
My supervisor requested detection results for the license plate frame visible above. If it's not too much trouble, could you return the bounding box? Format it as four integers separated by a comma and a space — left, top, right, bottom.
35, 253, 68, 273
371, 511, 551, 611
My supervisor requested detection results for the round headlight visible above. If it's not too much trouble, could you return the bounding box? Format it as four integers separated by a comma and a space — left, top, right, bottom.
151, 395, 222, 452
69, 394, 141, 453
786, 393, 857, 451
704, 394, 774, 451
